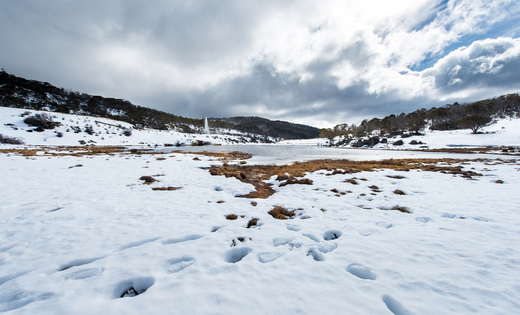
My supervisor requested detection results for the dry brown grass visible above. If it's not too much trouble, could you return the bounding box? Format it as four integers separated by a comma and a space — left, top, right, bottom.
216, 200, 225, 203
140, 176, 157, 184
152, 186, 181, 191
210, 158, 488, 199
279, 178, 313, 187
226, 214, 238, 220
368, 185, 379, 189
345, 178, 359, 185
251, 201, 258, 206
386, 175, 406, 179
393, 189, 406, 195
247, 218, 258, 228
495, 179, 504, 184
391, 206, 411, 213
268, 206, 295, 220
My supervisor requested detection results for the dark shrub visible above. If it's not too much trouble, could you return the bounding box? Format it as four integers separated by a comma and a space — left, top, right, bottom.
123, 129, 132, 136
0, 134, 24, 144
23, 113, 59, 129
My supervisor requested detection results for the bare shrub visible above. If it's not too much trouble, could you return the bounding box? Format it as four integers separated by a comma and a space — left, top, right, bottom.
23, 113, 59, 129
268, 206, 295, 220
0, 134, 24, 144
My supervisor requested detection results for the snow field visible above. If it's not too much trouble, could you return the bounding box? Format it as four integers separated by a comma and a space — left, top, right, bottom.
1, 151, 519, 314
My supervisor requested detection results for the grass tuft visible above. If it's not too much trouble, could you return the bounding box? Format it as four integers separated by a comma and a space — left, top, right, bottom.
268, 206, 295, 220
247, 218, 258, 228
226, 214, 238, 220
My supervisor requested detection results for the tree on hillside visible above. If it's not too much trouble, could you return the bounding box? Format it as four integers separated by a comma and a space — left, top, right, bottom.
457, 115, 493, 134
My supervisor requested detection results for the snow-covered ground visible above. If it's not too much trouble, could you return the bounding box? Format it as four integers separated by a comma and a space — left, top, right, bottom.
0, 107, 273, 147
1, 147, 519, 314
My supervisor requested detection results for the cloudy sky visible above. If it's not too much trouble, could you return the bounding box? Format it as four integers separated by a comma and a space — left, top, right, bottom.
1, 0, 520, 127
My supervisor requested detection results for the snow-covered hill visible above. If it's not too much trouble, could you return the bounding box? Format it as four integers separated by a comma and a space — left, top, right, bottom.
281, 118, 520, 150
0, 107, 277, 147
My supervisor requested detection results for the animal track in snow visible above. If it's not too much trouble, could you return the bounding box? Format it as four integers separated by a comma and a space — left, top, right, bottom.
115, 277, 155, 298
323, 230, 342, 241
120, 237, 161, 250
167, 257, 195, 273
346, 263, 377, 280
162, 234, 204, 245
224, 247, 252, 263
57, 256, 104, 272
382, 294, 411, 315
258, 252, 283, 263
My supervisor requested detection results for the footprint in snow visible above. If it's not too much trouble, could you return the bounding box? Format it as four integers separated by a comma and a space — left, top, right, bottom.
0, 290, 54, 312
359, 229, 378, 237
346, 263, 377, 280
302, 233, 321, 242
415, 217, 430, 224
162, 234, 204, 245
115, 277, 155, 299
64, 267, 103, 280
224, 247, 252, 263
258, 252, 283, 263
56, 256, 104, 272
286, 224, 301, 231
316, 242, 337, 253
119, 237, 161, 250
0, 271, 30, 286
376, 221, 393, 229
272, 237, 294, 247
382, 294, 411, 315
323, 230, 342, 241
307, 248, 325, 261
166, 257, 195, 273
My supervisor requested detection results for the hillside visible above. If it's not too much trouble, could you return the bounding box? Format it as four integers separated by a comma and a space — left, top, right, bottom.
0, 107, 277, 146
0, 71, 320, 140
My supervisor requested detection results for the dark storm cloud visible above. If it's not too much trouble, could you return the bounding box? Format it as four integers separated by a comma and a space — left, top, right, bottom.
1, 1, 520, 127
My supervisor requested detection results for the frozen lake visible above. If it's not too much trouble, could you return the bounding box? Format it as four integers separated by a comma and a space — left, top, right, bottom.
161, 144, 503, 164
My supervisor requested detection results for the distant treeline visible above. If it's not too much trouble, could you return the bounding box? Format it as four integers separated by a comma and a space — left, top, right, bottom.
320, 93, 520, 141
0, 70, 320, 140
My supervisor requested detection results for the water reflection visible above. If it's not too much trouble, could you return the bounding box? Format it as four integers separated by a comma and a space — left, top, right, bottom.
157, 144, 499, 165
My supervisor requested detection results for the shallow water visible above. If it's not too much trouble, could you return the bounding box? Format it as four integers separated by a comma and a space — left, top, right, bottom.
158, 144, 503, 165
